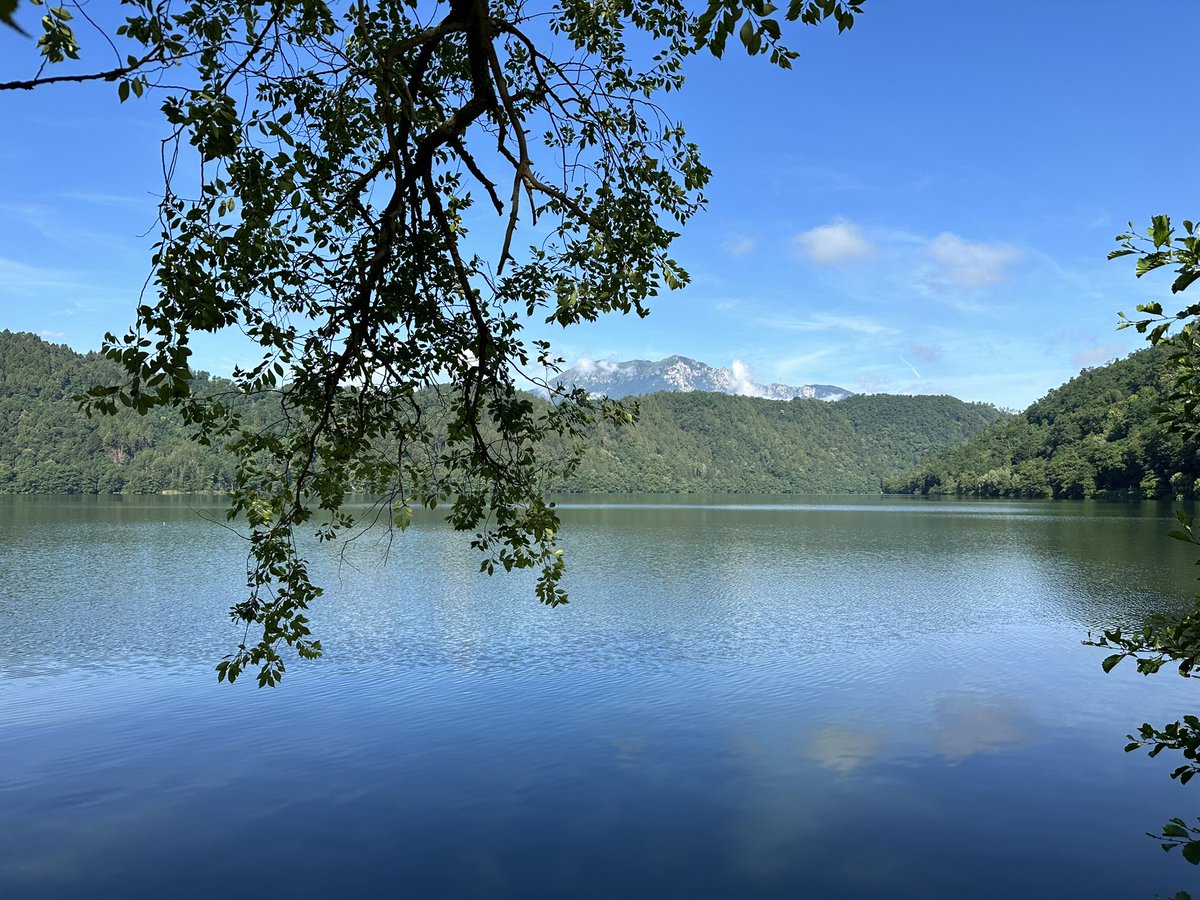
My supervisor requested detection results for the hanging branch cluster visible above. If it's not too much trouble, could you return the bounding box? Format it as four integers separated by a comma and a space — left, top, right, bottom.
1090, 215, 1200, 865
1, 0, 863, 685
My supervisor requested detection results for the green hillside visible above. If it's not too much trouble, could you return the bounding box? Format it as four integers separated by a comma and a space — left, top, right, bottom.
883, 345, 1197, 499
0, 331, 1005, 495
554, 390, 1006, 493
0, 330, 251, 493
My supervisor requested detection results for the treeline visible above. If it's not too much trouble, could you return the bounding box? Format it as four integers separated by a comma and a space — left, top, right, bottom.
553, 390, 1006, 493
884, 345, 1198, 499
1, 331, 1006, 495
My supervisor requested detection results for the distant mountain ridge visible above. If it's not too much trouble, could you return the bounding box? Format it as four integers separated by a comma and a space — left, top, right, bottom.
557, 355, 853, 401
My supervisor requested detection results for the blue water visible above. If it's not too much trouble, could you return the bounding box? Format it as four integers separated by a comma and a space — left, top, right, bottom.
1, 495, 1198, 897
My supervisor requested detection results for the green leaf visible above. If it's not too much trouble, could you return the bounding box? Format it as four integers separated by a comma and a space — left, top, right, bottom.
1182, 841, 1200, 865
0, 0, 28, 35
1172, 269, 1200, 294
1152, 215, 1172, 249
1101, 653, 1125, 673
738, 18, 754, 50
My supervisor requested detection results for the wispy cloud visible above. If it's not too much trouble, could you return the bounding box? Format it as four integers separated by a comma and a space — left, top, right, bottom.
59, 191, 155, 208
794, 219, 876, 265
899, 356, 921, 379
756, 311, 893, 336
772, 347, 836, 379
0, 258, 130, 312
0, 200, 148, 258
0, 257, 90, 295
922, 232, 1021, 291
39, 329, 65, 339
775, 164, 863, 193
722, 234, 755, 257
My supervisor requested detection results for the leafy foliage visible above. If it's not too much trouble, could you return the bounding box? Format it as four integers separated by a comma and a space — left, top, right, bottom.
0, 0, 863, 684
1085, 215, 1200, 869
883, 345, 1192, 500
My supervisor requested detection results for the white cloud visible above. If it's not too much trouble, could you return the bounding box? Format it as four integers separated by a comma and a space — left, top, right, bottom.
39, 329, 66, 339
794, 219, 876, 265
729, 359, 759, 396
923, 232, 1021, 291
570, 356, 622, 376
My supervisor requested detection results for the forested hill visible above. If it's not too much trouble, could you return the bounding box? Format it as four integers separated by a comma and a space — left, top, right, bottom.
1, 330, 1004, 495
0, 330, 250, 493
884, 345, 1197, 499
553, 391, 1006, 493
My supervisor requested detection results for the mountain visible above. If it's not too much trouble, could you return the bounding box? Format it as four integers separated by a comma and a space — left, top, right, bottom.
884, 345, 1195, 499
554, 391, 1006, 494
556, 355, 853, 401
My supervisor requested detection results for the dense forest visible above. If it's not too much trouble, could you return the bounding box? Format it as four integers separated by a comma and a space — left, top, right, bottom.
884, 345, 1198, 499
0, 331, 1005, 495
0, 331, 269, 493
554, 390, 1005, 493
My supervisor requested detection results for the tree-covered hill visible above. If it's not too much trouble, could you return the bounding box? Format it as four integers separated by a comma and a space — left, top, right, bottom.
883, 345, 1197, 499
1, 331, 1004, 495
553, 390, 1006, 494
0, 330, 252, 493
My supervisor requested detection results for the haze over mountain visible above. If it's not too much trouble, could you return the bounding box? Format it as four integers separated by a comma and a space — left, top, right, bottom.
557, 355, 853, 402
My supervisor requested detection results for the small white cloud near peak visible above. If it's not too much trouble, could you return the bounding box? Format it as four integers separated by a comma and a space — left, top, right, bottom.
573, 356, 596, 374
924, 232, 1021, 291
729, 359, 760, 396
794, 219, 876, 265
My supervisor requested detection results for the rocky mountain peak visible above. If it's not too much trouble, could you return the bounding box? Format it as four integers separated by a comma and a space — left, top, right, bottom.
555, 356, 853, 401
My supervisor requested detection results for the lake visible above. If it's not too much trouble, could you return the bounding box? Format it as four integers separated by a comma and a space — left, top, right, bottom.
2, 494, 1199, 898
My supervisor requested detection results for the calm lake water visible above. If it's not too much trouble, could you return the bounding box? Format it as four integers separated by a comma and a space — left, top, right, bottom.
2, 494, 1200, 898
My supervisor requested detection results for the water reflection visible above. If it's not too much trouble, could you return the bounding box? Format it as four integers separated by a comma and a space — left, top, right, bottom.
805, 723, 887, 772
2, 495, 1199, 897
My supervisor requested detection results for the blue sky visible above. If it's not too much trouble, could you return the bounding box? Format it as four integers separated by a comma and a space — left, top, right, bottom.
0, 1, 1196, 409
